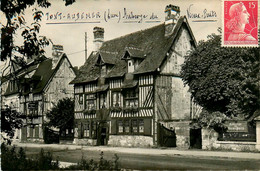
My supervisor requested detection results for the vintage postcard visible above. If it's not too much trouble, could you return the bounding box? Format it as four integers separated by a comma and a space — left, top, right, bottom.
1, 0, 260, 170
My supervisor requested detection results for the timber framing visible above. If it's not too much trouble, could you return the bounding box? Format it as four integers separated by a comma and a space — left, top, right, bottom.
71, 5, 197, 147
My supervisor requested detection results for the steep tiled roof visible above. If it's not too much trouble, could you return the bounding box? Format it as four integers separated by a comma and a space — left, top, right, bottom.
123, 48, 146, 59
71, 16, 196, 84
3, 53, 73, 96
98, 51, 118, 65
70, 52, 100, 84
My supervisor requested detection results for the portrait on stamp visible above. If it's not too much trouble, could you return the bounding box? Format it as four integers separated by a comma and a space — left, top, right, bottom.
223, 0, 258, 46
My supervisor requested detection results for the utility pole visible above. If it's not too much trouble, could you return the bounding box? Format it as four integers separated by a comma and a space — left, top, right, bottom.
85, 32, 87, 61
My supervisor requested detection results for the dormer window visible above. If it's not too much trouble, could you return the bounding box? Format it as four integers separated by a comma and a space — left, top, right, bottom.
95, 52, 116, 77
128, 60, 134, 73
122, 47, 146, 73
10, 80, 16, 92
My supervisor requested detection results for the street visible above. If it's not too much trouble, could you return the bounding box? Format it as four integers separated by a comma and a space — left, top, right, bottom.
22, 146, 260, 170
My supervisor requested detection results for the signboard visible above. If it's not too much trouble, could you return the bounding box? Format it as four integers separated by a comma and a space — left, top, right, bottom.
28, 102, 38, 109
226, 121, 248, 132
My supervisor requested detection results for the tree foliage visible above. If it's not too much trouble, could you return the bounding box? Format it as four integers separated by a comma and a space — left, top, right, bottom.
1, 0, 75, 73
1, 0, 50, 62
181, 33, 259, 119
1, 0, 75, 145
46, 98, 74, 131
191, 109, 228, 133
1, 106, 23, 144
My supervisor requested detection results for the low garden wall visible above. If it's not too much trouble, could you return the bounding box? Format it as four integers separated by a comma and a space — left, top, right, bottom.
73, 138, 97, 146
202, 128, 258, 152
108, 135, 153, 147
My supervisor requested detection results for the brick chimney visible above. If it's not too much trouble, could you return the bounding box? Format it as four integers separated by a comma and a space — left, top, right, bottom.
165, 5, 180, 37
93, 27, 104, 52
52, 44, 63, 68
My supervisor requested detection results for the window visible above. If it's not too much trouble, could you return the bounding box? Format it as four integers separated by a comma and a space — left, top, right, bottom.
85, 94, 96, 110
124, 89, 138, 108
117, 119, 145, 134
79, 121, 96, 138
10, 80, 16, 91
83, 123, 90, 137
118, 121, 123, 133
128, 60, 134, 73
79, 94, 84, 104
112, 91, 121, 107
28, 102, 38, 116
125, 120, 130, 133
132, 119, 138, 133
99, 93, 107, 109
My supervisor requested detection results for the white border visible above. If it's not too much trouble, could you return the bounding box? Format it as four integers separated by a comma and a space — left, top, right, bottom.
221, 0, 259, 47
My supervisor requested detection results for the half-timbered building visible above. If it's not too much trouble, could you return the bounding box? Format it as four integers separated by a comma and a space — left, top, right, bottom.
71, 5, 198, 148
2, 46, 76, 143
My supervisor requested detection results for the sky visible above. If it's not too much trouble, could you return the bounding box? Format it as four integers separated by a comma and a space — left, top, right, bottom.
1, 0, 222, 67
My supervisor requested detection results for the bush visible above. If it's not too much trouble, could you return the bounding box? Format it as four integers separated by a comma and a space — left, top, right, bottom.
1, 143, 59, 170
1, 143, 120, 170
65, 151, 120, 170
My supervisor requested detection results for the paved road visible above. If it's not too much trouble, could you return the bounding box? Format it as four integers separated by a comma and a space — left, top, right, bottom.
23, 146, 260, 170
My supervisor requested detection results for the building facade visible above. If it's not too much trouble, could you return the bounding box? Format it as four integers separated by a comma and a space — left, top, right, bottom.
71, 5, 199, 148
1, 46, 76, 143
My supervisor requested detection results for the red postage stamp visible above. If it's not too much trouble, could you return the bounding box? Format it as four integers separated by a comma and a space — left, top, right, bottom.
222, 0, 259, 47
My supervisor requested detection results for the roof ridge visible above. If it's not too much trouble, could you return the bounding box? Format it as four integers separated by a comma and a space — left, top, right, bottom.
102, 23, 165, 45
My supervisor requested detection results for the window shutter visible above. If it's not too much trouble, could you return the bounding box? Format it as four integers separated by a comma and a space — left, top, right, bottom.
78, 123, 82, 138
92, 121, 97, 138
111, 119, 117, 134
30, 127, 33, 137
144, 119, 151, 135
35, 126, 39, 138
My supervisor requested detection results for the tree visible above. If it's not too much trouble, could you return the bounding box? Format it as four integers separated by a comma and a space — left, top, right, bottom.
181, 32, 259, 119
1, 0, 75, 145
1, 0, 75, 71
1, 106, 23, 144
46, 98, 74, 132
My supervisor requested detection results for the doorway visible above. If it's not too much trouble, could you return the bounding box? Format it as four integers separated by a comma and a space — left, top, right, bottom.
97, 122, 109, 146
100, 127, 107, 145
190, 128, 202, 149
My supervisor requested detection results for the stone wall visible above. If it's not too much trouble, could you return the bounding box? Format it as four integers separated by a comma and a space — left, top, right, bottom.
256, 119, 260, 150
175, 122, 190, 149
108, 135, 153, 147
26, 138, 44, 144
73, 138, 97, 146
171, 77, 191, 120
202, 128, 258, 151
201, 128, 219, 150
60, 140, 74, 144
216, 141, 257, 151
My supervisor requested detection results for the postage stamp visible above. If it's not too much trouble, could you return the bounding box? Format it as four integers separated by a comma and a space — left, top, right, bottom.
222, 0, 259, 47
